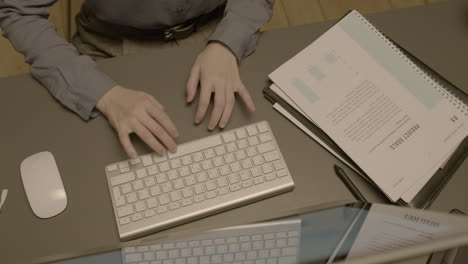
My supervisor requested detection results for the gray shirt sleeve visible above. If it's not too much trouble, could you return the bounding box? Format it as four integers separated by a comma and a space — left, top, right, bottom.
209, 0, 275, 61
0, 0, 117, 120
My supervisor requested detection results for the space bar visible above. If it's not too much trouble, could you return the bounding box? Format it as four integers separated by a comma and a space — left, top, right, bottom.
168, 135, 223, 159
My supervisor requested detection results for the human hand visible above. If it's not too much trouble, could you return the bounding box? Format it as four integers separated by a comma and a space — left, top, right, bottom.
186, 41, 256, 130
96, 85, 179, 159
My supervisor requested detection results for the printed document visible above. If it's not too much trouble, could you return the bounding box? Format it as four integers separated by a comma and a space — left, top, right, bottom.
269, 11, 468, 202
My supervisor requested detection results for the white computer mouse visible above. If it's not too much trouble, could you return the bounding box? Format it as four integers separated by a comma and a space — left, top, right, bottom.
20, 151, 67, 218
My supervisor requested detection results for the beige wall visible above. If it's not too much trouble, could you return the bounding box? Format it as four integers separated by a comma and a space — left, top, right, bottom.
0, 0, 445, 78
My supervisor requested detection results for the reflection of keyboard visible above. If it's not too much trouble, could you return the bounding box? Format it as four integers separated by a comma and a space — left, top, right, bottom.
122, 218, 301, 264
105, 121, 295, 240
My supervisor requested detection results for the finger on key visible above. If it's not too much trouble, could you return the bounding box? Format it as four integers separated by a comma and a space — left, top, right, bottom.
141, 113, 177, 153
134, 123, 166, 155
208, 85, 226, 130
195, 81, 213, 124
147, 107, 179, 138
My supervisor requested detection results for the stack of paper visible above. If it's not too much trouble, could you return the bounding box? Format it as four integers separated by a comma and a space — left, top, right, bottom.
266, 11, 468, 204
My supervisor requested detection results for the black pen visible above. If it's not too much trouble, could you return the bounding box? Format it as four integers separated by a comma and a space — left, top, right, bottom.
334, 165, 368, 203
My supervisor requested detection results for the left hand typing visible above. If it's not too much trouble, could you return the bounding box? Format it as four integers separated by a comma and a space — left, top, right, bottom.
186, 41, 256, 130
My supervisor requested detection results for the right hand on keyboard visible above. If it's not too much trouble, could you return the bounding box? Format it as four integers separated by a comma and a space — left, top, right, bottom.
96, 85, 179, 158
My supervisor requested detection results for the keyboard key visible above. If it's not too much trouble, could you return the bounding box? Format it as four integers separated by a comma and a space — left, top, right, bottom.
181, 199, 193, 207
117, 204, 134, 217
132, 213, 143, 221
125, 253, 143, 262
144, 176, 156, 187
126, 192, 137, 203
226, 142, 237, 152
161, 182, 173, 193
156, 173, 168, 183
167, 170, 179, 180
236, 128, 247, 139
288, 237, 299, 246
247, 125, 258, 136
115, 196, 126, 207
228, 174, 240, 184
190, 163, 202, 173
273, 160, 285, 170
192, 152, 204, 162
159, 161, 170, 172
170, 158, 182, 169
119, 217, 131, 225
201, 160, 213, 170
213, 156, 224, 167
215, 146, 226, 156
242, 158, 253, 169
206, 190, 217, 199
138, 189, 150, 199
251, 167, 262, 177
185, 175, 197, 186
173, 179, 185, 189
223, 132, 236, 143
178, 166, 190, 177
224, 153, 236, 163
136, 168, 147, 179
203, 148, 216, 159
259, 132, 273, 143
121, 183, 132, 194
135, 201, 146, 212
194, 184, 205, 195
262, 163, 274, 174
229, 184, 241, 192
242, 180, 253, 189
207, 169, 219, 179
257, 142, 275, 153
147, 197, 158, 208
230, 162, 242, 172
168, 135, 222, 159
264, 151, 280, 162
119, 161, 129, 169
265, 173, 276, 181
159, 194, 170, 205
110, 172, 135, 186
257, 122, 269, 133
235, 150, 247, 160
219, 165, 231, 176
277, 169, 288, 178
194, 195, 205, 203
182, 187, 194, 198
153, 153, 167, 163
253, 156, 264, 166
216, 177, 228, 187
237, 139, 248, 149
150, 186, 161, 196
205, 180, 217, 191
196, 172, 208, 182
169, 202, 180, 210
142, 155, 153, 166
248, 136, 259, 146
170, 190, 182, 201
157, 205, 169, 214
181, 155, 192, 165
132, 180, 144, 191
107, 164, 117, 172
288, 231, 299, 237
253, 176, 265, 185
217, 187, 229, 196
246, 147, 257, 157
120, 166, 130, 173
143, 252, 155, 261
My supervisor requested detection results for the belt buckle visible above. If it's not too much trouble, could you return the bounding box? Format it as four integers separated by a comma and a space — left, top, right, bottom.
164, 23, 195, 41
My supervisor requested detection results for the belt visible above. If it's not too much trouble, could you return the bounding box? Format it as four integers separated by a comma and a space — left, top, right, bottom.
80, 5, 224, 41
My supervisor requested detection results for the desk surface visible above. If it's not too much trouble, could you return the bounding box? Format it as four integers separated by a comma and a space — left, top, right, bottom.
1, 0, 468, 263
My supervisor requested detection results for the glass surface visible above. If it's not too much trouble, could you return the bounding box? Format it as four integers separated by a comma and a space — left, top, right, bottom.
54, 202, 468, 264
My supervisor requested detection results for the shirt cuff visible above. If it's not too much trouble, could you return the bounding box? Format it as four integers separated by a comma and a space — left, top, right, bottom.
209, 13, 260, 62
55, 55, 117, 120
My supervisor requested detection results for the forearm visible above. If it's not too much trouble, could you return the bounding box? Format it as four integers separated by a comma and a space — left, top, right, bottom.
209, 0, 275, 61
0, 0, 116, 120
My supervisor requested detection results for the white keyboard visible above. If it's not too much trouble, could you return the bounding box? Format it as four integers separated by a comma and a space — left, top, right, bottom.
105, 121, 295, 240
122, 218, 301, 264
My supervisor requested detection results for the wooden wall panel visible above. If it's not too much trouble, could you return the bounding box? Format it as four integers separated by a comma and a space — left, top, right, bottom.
262, 0, 290, 31
282, 0, 325, 26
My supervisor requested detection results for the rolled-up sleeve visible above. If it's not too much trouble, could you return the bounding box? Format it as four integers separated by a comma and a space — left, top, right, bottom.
0, 0, 116, 120
209, 0, 275, 61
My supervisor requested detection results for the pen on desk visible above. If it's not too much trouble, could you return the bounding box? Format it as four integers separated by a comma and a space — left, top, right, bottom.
0, 189, 8, 212
334, 165, 368, 203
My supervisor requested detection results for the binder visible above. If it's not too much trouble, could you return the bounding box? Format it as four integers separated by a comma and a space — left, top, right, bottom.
263, 11, 468, 208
